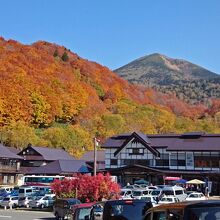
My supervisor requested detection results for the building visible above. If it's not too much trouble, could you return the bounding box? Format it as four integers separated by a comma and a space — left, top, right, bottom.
80, 150, 105, 171
26, 159, 91, 176
0, 144, 23, 185
18, 145, 75, 169
102, 132, 220, 195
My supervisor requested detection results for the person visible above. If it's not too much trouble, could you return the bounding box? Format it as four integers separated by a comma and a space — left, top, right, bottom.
205, 186, 209, 198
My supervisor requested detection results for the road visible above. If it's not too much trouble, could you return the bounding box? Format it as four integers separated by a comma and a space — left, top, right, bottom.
0, 209, 55, 220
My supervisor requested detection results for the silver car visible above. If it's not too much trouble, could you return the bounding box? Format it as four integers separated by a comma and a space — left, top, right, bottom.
18, 196, 33, 208
0, 196, 19, 208
29, 195, 55, 209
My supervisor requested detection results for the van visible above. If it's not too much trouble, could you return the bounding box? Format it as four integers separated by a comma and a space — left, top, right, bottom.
53, 198, 81, 219
162, 186, 186, 201
144, 200, 220, 220
18, 186, 36, 197
103, 199, 152, 220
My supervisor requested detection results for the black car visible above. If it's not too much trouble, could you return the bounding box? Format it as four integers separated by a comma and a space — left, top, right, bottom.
53, 198, 81, 219
102, 199, 152, 220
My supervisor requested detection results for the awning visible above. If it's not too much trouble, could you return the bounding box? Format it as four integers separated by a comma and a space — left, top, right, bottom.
164, 176, 181, 181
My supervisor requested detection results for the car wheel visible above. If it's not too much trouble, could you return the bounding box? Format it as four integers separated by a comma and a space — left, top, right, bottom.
40, 204, 45, 209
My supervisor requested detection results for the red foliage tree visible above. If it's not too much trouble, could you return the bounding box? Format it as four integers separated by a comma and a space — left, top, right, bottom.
51, 173, 120, 202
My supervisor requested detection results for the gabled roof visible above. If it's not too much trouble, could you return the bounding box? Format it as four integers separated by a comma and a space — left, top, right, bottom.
112, 132, 159, 157
18, 146, 75, 160
103, 132, 220, 152
80, 150, 105, 162
27, 159, 90, 174
0, 144, 23, 159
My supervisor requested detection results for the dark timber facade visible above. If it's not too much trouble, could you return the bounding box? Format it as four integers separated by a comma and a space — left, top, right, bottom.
102, 132, 220, 195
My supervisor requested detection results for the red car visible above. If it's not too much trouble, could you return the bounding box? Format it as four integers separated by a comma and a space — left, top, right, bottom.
71, 202, 95, 220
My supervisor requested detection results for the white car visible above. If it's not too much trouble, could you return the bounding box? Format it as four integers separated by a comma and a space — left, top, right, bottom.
29, 195, 55, 209
0, 196, 19, 208
140, 196, 158, 207
185, 192, 206, 201
120, 189, 133, 199
158, 196, 179, 204
18, 196, 33, 208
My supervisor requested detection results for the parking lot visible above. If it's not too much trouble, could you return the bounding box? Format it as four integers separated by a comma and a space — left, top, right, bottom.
0, 209, 54, 220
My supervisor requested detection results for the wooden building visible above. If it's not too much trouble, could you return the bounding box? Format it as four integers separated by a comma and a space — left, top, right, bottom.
102, 132, 220, 195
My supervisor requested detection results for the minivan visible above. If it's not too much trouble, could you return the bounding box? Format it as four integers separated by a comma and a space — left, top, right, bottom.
144, 200, 220, 220
18, 186, 36, 197
162, 186, 187, 201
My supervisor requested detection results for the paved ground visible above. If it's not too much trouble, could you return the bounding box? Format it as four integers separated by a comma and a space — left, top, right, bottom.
0, 209, 55, 220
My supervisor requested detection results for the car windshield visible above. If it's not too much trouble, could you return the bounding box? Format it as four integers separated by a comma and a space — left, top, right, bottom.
151, 190, 160, 196
189, 194, 199, 198
187, 207, 220, 220
69, 199, 80, 205
3, 198, 10, 201
162, 198, 173, 202
163, 190, 174, 195
120, 191, 125, 196
132, 191, 142, 196
103, 202, 151, 220
78, 208, 92, 219
18, 197, 26, 201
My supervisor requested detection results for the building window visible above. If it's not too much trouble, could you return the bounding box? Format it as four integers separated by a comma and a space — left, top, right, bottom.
195, 156, 211, 168
110, 159, 118, 166
156, 153, 169, 167
128, 148, 144, 155
121, 159, 149, 166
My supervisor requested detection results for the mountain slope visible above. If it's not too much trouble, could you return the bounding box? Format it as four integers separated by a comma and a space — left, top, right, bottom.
115, 53, 220, 104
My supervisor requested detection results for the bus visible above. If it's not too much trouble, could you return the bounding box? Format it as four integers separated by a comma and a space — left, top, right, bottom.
22, 175, 65, 186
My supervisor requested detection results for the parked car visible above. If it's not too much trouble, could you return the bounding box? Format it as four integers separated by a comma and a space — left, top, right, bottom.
140, 196, 158, 207
0, 186, 14, 197
0, 196, 19, 208
18, 196, 33, 208
102, 199, 152, 220
29, 195, 55, 209
120, 189, 133, 199
144, 200, 220, 220
53, 198, 81, 219
185, 192, 206, 201
132, 189, 152, 199
71, 203, 95, 220
87, 202, 105, 220
158, 196, 179, 204
162, 185, 187, 201
18, 186, 36, 198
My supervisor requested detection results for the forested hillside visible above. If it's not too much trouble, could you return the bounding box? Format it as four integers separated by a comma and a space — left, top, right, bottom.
115, 53, 220, 104
1, 38, 220, 157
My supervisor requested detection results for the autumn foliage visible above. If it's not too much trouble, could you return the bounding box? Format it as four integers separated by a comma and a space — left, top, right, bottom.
0, 37, 220, 156
51, 173, 120, 202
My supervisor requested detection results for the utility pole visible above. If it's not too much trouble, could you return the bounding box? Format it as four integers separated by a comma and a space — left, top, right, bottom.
94, 137, 97, 176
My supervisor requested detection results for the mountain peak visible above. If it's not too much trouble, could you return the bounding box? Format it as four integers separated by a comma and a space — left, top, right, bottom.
114, 53, 220, 104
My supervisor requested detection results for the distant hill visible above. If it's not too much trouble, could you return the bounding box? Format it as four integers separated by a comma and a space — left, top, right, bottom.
115, 53, 220, 104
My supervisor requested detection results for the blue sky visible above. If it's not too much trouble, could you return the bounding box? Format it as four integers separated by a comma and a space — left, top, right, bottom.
1, 0, 220, 73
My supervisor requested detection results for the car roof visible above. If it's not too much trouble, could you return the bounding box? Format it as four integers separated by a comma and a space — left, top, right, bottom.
148, 200, 220, 212
105, 199, 151, 204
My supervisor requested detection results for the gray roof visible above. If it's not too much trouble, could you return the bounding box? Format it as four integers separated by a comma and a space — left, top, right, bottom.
19, 146, 75, 160
27, 159, 90, 174
80, 150, 105, 162
0, 144, 23, 159
102, 132, 220, 151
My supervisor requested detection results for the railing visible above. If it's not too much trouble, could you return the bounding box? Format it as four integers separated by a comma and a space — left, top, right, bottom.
0, 165, 18, 172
